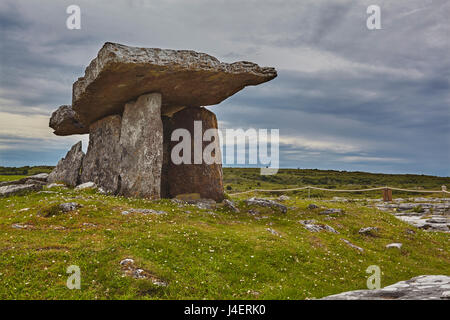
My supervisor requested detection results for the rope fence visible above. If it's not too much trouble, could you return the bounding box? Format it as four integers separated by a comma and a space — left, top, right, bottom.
229, 185, 450, 198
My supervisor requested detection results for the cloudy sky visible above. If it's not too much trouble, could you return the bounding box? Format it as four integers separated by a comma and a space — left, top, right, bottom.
0, 0, 449, 176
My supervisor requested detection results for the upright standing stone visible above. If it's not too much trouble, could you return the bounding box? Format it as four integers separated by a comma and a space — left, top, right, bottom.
80, 115, 122, 193
48, 141, 85, 187
119, 93, 163, 198
168, 107, 224, 202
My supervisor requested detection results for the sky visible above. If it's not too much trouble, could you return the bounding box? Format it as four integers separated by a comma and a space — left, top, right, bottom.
0, 0, 449, 176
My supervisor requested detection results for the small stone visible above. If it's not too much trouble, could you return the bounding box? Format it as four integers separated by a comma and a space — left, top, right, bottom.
266, 228, 281, 237
278, 195, 290, 201
358, 227, 378, 236
341, 239, 364, 252
307, 204, 319, 210
75, 182, 97, 190
246, 198, 287, 214
47, 183, 66, 188
60, 202, 81, 212
320, 208, 343, 215
223, 199, 240, 213
386, 243, 403, 249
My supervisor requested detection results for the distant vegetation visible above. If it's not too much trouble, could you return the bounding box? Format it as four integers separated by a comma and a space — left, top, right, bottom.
0, 166, 54, 176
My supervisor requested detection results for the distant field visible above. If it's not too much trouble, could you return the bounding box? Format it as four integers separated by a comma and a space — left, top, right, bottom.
223, 168, 450, 199
0, 175, 28, 182
1, 166, 449, 199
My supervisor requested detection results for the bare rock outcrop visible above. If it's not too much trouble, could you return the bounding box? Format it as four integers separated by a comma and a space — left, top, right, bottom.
80, 115, 122, 193
322, 275, 450, 300
48, 141, 85, 187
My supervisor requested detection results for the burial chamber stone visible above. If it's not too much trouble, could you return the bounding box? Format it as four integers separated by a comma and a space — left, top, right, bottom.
49, 105, 86, 136
167, 107, 224, 202
52, 42, 277, 133
48, 141, 85, 187
48, 42, 277, 200
119, 93, 163, 199
80, 115, 122, 193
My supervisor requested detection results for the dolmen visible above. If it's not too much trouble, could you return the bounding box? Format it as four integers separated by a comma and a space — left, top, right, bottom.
48, 42, 277, 201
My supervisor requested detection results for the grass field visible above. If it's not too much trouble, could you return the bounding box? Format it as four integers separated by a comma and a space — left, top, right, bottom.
0, 167, 448, 299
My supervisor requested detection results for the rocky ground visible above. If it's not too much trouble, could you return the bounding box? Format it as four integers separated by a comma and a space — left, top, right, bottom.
322, 275, 450, 300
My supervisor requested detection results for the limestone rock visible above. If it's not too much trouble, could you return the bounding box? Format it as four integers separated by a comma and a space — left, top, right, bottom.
49, 105, 88, 136
358, 227, 379, 236
75, 182, 97, 190
0, 173, 48, 187
71, 42, 277, 127
322, 275, 450, 300
223, 199, 240, 213
245, 198, 287, 213
81, 115, 122, 193
341, 239, 364, 252
386, 242, 403, 249
168, 107, 224, 202
300, 220, 339, 233
47, 141, 85, 187
119, 93, 163, 199
0, 184, 42, 197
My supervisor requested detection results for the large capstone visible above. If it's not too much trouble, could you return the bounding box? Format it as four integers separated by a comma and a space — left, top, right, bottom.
71, 42, 277, 127
49, 105, 87, 136
80, 115, 122, 193
168, 107, 224, 202
119, 93, 163, 198
48, 141, 85, 187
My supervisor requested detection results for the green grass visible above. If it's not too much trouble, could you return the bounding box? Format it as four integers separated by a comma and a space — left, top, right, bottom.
0, 175, 28, 182
0, 181, 448, 299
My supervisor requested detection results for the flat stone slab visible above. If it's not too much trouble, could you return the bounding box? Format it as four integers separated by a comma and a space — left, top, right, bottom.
70, 42, 277, 127
322, 275, 450, 300
0, 184, 43, 197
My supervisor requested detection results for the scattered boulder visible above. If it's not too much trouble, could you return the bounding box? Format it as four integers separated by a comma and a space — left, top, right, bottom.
320, 208, 343, 215
39, 202, 82, 217
322, 275, 450, 300
81, 115, 122, 193
245, 198, 287, 214
48, 141, 85, 187
341, 239, 364, 252
278, 195, 290, 201
358, 227, 379, 236
300, 220, 339, 234
307, 204, 319, 210
386, 243, 403, 249
121, 208, 166, 215
223, 199, 240, 213
119, 258, 167, 286
0, 184, 42, 197
60, 202, 82, 212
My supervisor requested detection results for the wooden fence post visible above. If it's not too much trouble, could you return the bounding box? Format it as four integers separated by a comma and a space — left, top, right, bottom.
382, 188, 392, 201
